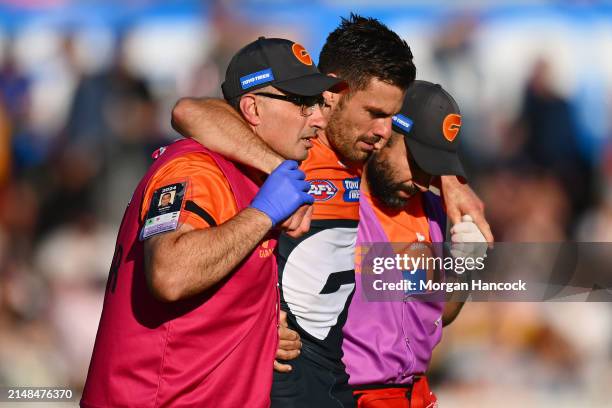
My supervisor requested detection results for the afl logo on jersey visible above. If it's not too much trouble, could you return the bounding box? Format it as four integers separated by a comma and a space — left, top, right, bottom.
308, 180, 338, 201
292, 43, 313, 66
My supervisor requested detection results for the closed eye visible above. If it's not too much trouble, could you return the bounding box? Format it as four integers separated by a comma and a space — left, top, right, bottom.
366, 108, 393, 119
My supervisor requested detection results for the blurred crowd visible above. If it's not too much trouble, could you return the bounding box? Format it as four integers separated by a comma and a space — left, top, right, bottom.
0, 2, 610, 406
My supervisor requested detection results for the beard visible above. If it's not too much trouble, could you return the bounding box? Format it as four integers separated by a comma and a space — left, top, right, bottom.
366, 155, 419, 209
325, 100, 369, 167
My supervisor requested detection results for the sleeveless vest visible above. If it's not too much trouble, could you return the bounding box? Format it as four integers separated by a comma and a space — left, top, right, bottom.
82, 139, 278, 408
342, 191, 446, 386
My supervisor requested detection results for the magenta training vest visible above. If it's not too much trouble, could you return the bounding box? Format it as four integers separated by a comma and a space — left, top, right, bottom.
82, 139, 279, 408
342, 190, 446, 386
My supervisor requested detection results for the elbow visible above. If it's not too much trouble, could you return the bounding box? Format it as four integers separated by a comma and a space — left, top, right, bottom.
148, 265, 185, 303
171, 97, 197, 134
147, 262, 216, 303
145, 248, 190, 303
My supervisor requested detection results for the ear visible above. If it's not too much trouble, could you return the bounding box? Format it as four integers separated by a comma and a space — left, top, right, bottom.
323, 86, 348, 111
326, 72, 349, 94
239, 94, 261, 126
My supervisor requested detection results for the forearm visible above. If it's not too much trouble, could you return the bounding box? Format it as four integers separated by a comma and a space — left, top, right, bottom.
145, 207, 272, 301
172, 97, 283, 174
440, 174, 494, 244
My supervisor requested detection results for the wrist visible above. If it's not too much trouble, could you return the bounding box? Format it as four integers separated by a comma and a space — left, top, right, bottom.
441, 175, 467, 188
245, 206, 275, 228
264, 155, 284, 175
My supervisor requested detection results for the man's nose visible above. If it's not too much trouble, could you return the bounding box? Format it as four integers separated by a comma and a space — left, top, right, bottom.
371, 117, 392, 141
308, 104, 327, 130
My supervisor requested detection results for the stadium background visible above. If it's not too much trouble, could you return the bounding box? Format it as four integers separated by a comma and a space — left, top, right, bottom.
0, 0, 611, 406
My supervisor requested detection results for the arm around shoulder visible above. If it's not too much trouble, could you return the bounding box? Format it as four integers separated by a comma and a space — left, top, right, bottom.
171, 97, 283, 174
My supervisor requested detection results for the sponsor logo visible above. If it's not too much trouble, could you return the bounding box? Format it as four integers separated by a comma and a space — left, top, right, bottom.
392, 114, 413, 134
342, 177, 360, 202
291, 43, 313, 65
259, 239, 274, 258
442, 113, 461, 142
240, 68, 275, 90
308, 179, 338, 201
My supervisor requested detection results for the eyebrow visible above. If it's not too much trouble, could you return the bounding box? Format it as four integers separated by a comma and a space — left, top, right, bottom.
365, 106, 395, 118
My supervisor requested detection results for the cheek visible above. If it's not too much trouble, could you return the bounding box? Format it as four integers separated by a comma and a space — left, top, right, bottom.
350, 111, 372, 136
389, 148, 412, 180
276, 109, 303, 135
341, 115, 369, 146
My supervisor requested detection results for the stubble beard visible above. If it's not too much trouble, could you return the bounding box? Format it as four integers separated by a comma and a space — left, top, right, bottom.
325, 101, 368, 167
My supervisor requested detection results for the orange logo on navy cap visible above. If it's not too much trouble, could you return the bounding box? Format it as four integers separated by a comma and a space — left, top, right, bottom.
442, 114, 461, 142
292, 43, 313, 66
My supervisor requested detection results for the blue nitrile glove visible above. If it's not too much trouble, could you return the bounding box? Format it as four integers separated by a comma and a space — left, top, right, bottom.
250, 160, 314, 226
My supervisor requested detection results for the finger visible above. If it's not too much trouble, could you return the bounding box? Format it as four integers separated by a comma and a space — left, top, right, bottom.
281, 214, 299, 232
276, 349, 300, 360
292, 206, 310, 229
274, 360, 293, 373
272, 160, 298, 173
300, 192, 315, 205
450, 233, 464, 243
278, 326, 299, 340
278, 339, 302, 350
286, 210, 305, 231
288, 216, 302, 231
278, 160, 298, 171
285, 207, 312, 238
298, 205, 313, 234
278, 328, 300, 342
297, 180, 311, 192
450, 222, 476, 234
288, 169, 306, 180
452, 231, 486, 243
291, 205, 312, 231
471, 213, 494, 248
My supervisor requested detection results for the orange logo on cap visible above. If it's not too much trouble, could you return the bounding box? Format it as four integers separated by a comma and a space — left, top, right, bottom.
292, 43, 313, 66
442, 114, 461, 142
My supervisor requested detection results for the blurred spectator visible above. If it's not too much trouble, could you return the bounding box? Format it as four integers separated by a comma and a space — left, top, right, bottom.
430, 14, 490, 174
34, 215, 115, 388
62, 36, 161, 224
512, 58, 594, 227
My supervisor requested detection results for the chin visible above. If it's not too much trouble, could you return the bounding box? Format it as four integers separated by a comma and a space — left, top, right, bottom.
341, 150, 368, 166
293, 150, 309, 162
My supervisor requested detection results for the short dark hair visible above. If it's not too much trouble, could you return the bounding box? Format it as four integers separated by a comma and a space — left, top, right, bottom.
318, 14, 416, 91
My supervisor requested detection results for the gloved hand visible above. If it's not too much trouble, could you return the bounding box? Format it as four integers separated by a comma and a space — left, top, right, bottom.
251, 160, 314, 226
450, 215, 488, 268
